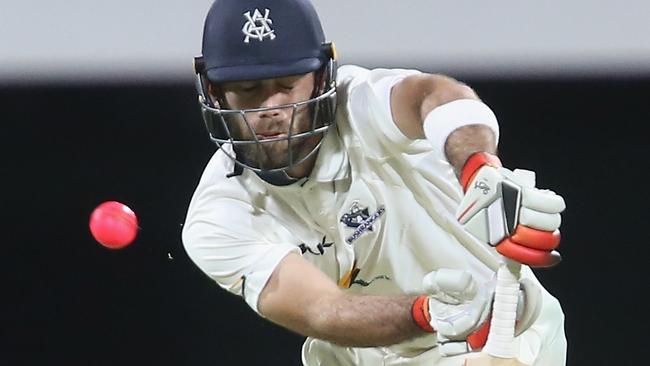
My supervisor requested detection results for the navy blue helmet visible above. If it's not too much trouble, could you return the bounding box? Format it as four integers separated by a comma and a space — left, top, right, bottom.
194, 0, 337, 183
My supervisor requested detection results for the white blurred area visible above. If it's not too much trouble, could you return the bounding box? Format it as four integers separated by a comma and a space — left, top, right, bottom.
1, 0, 649, 84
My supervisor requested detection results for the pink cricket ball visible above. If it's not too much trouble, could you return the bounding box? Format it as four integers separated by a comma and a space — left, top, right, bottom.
89, 201, 139, 249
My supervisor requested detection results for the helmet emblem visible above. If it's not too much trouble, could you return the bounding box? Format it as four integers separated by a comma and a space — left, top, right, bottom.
242, 9, 276, 43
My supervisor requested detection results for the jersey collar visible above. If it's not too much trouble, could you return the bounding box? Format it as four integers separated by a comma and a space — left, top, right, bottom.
308, 126, 349, 182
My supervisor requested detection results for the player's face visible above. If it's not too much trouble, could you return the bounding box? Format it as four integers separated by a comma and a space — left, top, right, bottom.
211, 73, 320, 174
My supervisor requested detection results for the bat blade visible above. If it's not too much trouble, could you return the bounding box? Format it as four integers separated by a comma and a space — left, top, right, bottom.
464, 353, 530, 366
465, 260, 526, 365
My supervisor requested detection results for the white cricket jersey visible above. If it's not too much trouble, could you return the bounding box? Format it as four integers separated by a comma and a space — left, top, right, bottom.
182, 65, 567, 366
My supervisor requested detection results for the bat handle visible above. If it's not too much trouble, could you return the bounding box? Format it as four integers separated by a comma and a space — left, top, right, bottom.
482, 259, 521, 358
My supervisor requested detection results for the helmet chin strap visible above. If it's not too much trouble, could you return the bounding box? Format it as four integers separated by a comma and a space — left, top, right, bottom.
254, 170, 304, 186
225, 160, 304, 186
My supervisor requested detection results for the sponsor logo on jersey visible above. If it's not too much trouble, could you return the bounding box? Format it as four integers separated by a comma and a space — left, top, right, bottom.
338, 261, 391, 288
340, 202, 386, 244
242, 9, 276, 43
299, 236, 334, 256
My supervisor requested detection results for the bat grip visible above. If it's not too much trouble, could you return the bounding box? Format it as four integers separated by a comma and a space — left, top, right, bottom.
482, 259, 521, 358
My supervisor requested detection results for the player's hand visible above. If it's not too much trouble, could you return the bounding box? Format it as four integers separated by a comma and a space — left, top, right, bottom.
420, 268, 491, 356
456, 152, 566, 268
419, 269, 543, 356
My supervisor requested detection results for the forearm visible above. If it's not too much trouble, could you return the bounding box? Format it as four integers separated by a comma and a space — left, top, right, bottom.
395, 76, 498, 176
445, 124, 497, 176
307, 293, 423, 347
259, 253, 426, 348
391, 74, 478, 139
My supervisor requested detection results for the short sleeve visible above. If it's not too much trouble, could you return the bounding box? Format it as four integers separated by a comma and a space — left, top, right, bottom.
337, 65, 431, 158
181, 154, 301, 314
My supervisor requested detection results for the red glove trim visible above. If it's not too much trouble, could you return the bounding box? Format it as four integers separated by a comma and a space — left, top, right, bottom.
496, 238, 562, 268
412, 295, 434, 333
511, 226, 561, 251
467, 316, 491, 350
460, 152, 502, 192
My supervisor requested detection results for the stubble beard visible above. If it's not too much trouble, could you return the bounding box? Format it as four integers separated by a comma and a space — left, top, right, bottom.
231, 114, 321, 171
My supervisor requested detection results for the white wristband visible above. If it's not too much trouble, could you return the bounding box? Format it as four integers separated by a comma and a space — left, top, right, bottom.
422, 99, 500, 162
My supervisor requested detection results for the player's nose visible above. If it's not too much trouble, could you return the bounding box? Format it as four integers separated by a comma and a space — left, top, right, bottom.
257, 105, 283, 120
257, 98, 291, 123
259, 92, 290, 113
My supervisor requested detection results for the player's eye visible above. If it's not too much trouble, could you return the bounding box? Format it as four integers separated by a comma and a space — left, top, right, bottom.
238, 85, 257, 92
228, 81, 259, 93
278, 75, 301, 91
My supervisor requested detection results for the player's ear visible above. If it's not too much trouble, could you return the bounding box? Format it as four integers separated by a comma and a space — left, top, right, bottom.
315, 69, 327, 92
207, 83, 222, 108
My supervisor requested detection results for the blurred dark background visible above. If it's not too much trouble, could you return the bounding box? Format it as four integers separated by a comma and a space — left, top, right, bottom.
4, 74, 648, 366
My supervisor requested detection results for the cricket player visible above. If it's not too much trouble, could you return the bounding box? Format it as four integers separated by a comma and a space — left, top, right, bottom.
182, 0, 567, 365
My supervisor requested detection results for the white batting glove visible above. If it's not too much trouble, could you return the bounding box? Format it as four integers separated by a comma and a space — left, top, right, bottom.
456, 152, 566, 268
422, 269, 492, 356
413, 269, 543, 356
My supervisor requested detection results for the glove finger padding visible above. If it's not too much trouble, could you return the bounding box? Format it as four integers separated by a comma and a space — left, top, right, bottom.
425, 270, 494, 341
496, 239, 562, 268
521, 187, 566, 214
429, 289, 493, 356
422, 269, 477, 305
510, 226, 560, 251
436, 335, 472, 357
503, 168, 536, 188
518, 207, 561, 232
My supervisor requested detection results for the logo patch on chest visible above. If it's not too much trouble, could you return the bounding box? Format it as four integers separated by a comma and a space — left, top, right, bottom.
340, 201, 385, 244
